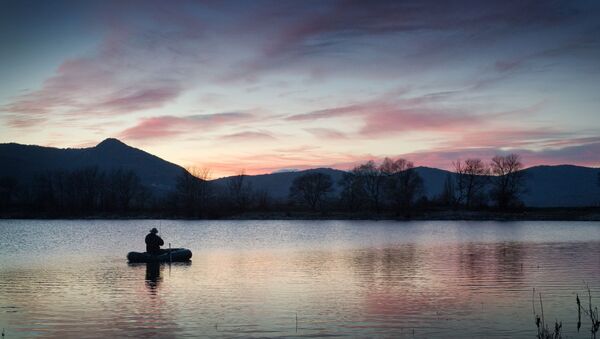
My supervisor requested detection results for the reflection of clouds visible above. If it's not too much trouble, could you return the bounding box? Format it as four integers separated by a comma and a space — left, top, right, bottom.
1, 242, 599, 337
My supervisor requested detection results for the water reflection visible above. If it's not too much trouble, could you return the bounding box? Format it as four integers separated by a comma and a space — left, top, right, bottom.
0, 220, 598, 338
494, 242, 526, 284
145, 263, 162, 292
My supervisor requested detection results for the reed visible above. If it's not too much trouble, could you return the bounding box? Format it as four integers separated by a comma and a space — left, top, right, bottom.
576, 285, 599, 337
532, 289, 562, 339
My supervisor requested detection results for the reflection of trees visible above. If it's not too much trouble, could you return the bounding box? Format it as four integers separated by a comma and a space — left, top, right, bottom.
349, 245, 418, 284
455, 242, 526, 287
457, 243, 491, 281
494, 242, 525, 284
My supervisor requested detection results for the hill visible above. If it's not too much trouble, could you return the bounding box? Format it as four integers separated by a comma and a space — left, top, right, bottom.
0, 138, 186, 194
1, 139, 598, 207
521, 165, 600, 207
214, 165, 599, 207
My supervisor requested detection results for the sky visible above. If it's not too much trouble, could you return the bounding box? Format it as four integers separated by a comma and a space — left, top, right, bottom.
1, 0, 599, 178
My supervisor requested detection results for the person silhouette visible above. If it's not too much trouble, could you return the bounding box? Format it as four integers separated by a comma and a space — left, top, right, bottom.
145, 228, 164, 254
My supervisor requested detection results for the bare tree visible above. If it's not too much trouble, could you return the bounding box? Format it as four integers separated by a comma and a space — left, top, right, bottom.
439, 173, 456, 207
175, 167, 213, 217
339, 172, 366, 211
353, 160, 386, 213
253, 189, 270, 211
381, 157, 424, 215
228, 170, 253, 213
453, 158, 489, 208
289, 172, 333, 211
490, 154, 526, 209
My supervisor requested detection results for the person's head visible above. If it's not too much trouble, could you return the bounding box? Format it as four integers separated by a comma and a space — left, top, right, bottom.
150, 228, 158, 234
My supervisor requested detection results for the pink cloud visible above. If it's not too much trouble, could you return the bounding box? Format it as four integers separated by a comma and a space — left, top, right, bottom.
119, 112, 254, 140
97, 87, 181, 112
119, 116, 183, 140
305, 128, 348, 139
220, 131, 275, 141
1, 2, 217, 128
5, 115, 48, 128
2, 44, 183, 127
450, 128, 567, 149
287, 97, 520, 138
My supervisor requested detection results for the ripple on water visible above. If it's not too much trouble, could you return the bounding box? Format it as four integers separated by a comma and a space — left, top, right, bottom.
0, 219, 599, 338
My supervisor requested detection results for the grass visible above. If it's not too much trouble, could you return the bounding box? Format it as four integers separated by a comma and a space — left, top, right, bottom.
577, 285, 600, 337
533, 286, 599, 339
532, 289, 562, 339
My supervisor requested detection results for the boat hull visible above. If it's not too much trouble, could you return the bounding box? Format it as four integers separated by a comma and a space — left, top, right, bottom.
127, 248, 192, 263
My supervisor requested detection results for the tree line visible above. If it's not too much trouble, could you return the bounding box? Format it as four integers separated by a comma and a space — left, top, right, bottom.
0, 154, 534, 218
287, 154, 526, 215
0, 168, 151, 216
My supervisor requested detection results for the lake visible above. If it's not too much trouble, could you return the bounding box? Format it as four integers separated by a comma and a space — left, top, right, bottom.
0, 220, 598, 338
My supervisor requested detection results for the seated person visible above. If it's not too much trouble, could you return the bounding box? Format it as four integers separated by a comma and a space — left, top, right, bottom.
145, 228, 164, 254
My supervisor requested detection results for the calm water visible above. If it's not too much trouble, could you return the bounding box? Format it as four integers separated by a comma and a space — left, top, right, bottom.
0, 220, 599, 338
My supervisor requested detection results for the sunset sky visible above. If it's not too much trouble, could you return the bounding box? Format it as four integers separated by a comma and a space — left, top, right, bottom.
1, 0, 599, 178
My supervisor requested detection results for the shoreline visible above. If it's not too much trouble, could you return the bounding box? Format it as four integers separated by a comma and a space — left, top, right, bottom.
1, 208, 600, 221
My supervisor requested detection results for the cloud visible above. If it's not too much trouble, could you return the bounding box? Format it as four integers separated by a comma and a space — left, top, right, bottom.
119, 112, 254, 140
96, 87, 181, 113
2, 45, 184, 128
221, 0, 586, 82
220, 131, 276, 141
1, 1, 215, 128
287, 94, 541, 138
450, 128, 567, 149
198, 136, 600, 178
305, 128, 348, 139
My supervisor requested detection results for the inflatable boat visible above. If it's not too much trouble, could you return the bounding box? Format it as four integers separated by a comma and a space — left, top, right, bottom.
127, 248, 192, 263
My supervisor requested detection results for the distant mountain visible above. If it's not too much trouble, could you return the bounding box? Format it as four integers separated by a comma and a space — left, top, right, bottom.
521, 165, 600, 207
1, 139, 598, 207
214, 165, 599, 207
212, 166, 453, 201
212, 168, 347, 198
0, 138, 186, 193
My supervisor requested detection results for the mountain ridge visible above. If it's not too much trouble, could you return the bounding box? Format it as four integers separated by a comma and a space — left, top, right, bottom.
0, 138, 187, 193
1, 138, 598, 207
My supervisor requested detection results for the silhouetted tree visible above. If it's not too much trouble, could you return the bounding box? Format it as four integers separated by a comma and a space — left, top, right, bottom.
51, 170, 69, 211
354, 161, 386, 213
71, 167, 104, 212
0, 176, 19, 210
227, 170, 253, 213
438, 173, 457, 207
103, 169, 146, 212
489, 154, 526, 209
453, 158, 489, 208
174, 167, 213, 217
254, 188, 271, 211
339, 172, 366, 211
289, 172, 333, 211
598, 172, 600, 206
31, 171, 57, 212
380, 158, 424, 216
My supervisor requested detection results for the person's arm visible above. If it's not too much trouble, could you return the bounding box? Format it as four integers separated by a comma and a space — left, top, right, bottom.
158, 236, 164, 246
